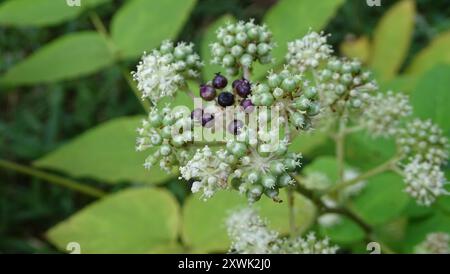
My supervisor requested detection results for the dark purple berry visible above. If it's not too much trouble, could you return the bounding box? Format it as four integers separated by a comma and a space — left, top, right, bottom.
240, 99, 254, 112
212, 73, 228, 89
191, 108, 203, 122
200, 85, 216, 101
217, 92, 235, 107
235, 80, 251, 98
228, 119, 244, 135
232, 79, 242, 89
202, 113, 214, 127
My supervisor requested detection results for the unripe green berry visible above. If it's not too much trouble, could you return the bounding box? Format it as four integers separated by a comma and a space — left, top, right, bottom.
260, 92, 274, 106
150, 134, 163, 146
257, 43, 270, 56
247, 171, 260, 184
270, 161, 285, 175
292, 112, 305, 128
262, 175, 277, 188
273, 87, 284, 98
149, 114, 162, 127
231, 142, 247, 157
247, 27, 259, 39
281, 78, 296, 92
278, 174, 293, 187
264, 188, 279, 200
236, 32, 248, 45
223, 54, 235, 67
161, 126, 172, 138
247, 43, 257, 54
304, 87, 318, 99
231, 45, 244, 57
284, 158, 299, 172
267, 74, 281, 88
223, 35, 235, 47
307, 103, 320, 116
240, 54, 253, 67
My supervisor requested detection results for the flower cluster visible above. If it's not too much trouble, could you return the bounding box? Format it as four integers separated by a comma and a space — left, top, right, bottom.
226, 207, 279, 254
414, 232, 450, 254
251, 68, 321, 131
211, 20, 275, 75
360, 91, 412, 138
179, 146, 232, 200
286, 31, 333, 72
132, 40, 203, 104
397, 119, 448, 166
402, 156, 448, 206
226, 207, 339, 254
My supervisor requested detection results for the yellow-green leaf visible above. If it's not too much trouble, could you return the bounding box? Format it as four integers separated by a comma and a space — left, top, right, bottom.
0, 0, 110, 27
201, 15, 236, 80
340, 36, 371, 63
34, 116, 173, 185
111, 0, 197, 59
369, 0, 415, 81
406, 31, 450, 76
47, 188, 180, 253
182, 190, 316, 253
1, 32, 115, 86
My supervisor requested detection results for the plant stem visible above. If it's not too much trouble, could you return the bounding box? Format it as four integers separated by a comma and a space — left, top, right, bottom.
292, 175, 396, 254
0, 159, 106, 198
327, 156, 399, 194
335, 120, 346, 182
89, 12, 149, 112
287, 188, 296, 237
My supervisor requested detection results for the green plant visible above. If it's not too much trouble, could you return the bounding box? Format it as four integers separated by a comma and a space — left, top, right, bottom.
1, 0, 449, 254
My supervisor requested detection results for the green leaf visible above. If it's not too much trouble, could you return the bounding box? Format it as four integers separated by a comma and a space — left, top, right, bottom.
346, 132, 396, 170
411, 64, 450, 137
319, 215, 365, 245
302, 156, 344, 183
111, 0, 197, 59
0, 0, 109, 27
1, 32, 115, 86
406, 31, 450, 76
255, 0, 344, 79
201, 15, 236, 80
34, 116, 173, 185
369, 0, 415, 81
378, 75, 417, 94
350, 173, 410, 226
182, 190, 316, 253
47, 187, 180, 253
289, 131, 329, 157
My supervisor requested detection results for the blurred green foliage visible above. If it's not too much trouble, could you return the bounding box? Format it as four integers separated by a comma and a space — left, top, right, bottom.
1, 0, 449, 254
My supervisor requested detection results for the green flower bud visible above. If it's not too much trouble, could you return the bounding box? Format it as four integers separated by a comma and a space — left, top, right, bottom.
257, 43, 270, 56
304, 87, 318, 99
260, 92, 274, 106
223, 35, 235, 47
277, 173, 293, 187
236, 32, 248, 45
267, 74, 281, 88
246, 43, 257, 54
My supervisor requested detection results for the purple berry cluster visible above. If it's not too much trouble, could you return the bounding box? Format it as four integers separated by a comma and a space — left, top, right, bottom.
192, 73, 255, 134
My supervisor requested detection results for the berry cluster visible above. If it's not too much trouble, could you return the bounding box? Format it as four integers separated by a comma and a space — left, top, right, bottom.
132, 40, 203, 104
317, 57, 377, 111
210, 20, 275, 75
251, 68, 321, 131
194, 72, 253, 134
136, 105, 192, 172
